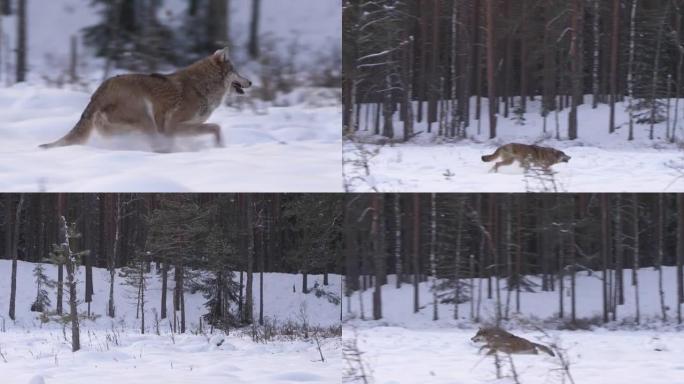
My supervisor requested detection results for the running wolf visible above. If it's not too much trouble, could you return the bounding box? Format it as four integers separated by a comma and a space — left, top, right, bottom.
481, 143, 571, 172
471, 327, 555, 356
39, 47, 252, 149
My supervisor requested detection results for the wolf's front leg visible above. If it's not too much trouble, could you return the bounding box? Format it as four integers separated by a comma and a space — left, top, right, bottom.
175, 123, 224, 147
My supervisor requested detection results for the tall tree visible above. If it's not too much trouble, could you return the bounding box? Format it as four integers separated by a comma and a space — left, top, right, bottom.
8, 194, 24, 320
248, 0, 261, 58
15, 0, 26, 82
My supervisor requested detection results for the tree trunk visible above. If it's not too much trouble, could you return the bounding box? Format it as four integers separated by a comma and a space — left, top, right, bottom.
161, 262, 168, 319
484, 0, 496, 138
430, 193, 437, 321
608, 0, 619, 133
15, 0, 26, 82
632, 194, 640, 324
395, 194, 402, 288
601, 194, 610, 323
592, 0, 600, 108
244, 195, 254, 324
454, 198, 464, 319
248, 0, 261, 59
657, 194, 667, 321
372, 194, 384, 320
8, 194, 24, 320
678, 194, 684, 324
207, 0, 229, 52
413, 194, 420, 313
627, 0, 637, 140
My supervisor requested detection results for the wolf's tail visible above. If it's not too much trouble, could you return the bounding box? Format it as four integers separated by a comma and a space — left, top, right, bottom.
39, 102, 96, 149
533, 342, 555, 357
481, 147, 501, 162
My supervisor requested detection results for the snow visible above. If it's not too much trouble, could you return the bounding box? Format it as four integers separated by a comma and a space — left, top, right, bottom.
344, 267, 684, 383
346, 326, 684, 384
0, 85, 342, 192
344, 97, 684, 192
0, 260, 341, 384
0, 0, 342, 192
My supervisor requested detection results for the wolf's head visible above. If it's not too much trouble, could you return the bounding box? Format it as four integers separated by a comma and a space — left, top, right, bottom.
471, 328, 488, 342
213, 47, 252, 95
555, 149, 571, 163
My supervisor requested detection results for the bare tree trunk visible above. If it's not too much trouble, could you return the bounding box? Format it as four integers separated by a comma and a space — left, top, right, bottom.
8, 195, 24, 320
568, 0, 582, 140
413, 194, 420, 313
632, 194, 640, 324
650, 2, 670, 140
244, 196, 254, 324
395, 194, 402, 288
161, 262, 168, 319
592, 0, 600, 108
207, 0, 229, 52
108, 195, 121, 318
372, 194, 384, 320
601, 194, 610, 323
615, 195, 624, 308
627, 0, 637, 140
608, 0, 619, 133
657, 194, 667, 321
429, 193, 438, 321
678, 194, 684, 324
15, 0, 26, 82
484, 0, 497, 138
454, 198, 464, 319
248, 0, 261, 59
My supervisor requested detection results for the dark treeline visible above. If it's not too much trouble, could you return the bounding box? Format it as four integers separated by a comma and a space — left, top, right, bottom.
2, 193, 343, 340
3, 0, 264, 81
345, 193, 684, 325
343, 0, 684, 141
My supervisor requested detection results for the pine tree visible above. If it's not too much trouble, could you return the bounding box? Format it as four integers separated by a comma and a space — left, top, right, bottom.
30, 263, 52, 313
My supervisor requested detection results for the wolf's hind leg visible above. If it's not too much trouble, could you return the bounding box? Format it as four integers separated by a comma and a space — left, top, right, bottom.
174, 123, 224, 147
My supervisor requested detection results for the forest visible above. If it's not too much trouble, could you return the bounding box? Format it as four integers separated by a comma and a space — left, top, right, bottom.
343, 0, 684, 141
344, 193, 684, 326
1, 193, 343, 351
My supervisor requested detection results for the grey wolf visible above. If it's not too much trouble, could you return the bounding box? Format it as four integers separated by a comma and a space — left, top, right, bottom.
40, 47, 251, 150
481, 143, 571, 172
471, 327, 555, 356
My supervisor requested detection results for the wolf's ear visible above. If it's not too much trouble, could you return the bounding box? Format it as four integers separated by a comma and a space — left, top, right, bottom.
214, 47, 230, 62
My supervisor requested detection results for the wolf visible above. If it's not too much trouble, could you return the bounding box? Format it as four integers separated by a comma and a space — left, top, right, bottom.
39, 47, 252, 150
471, 327, 555, 356
481, 143, 571, 172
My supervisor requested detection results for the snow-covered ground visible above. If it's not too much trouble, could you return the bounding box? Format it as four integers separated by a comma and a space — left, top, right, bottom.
347, 327, 684, 384
344, 98, 684, 192
0, 86, 342, 192
344, 267, 684, 383
0, 260, 342, 384
0, 0, 343, 192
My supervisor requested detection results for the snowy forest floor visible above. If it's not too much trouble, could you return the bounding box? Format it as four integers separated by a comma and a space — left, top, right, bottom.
0, 85, 342, 192
0, 329, 341, 384
343, 267, 684, 383
344, 98, 684, 192
0, 260, 342, 384
344, 326, 684, 384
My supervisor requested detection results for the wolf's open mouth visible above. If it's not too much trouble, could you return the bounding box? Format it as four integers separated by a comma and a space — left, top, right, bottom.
232, 82, 245, 95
